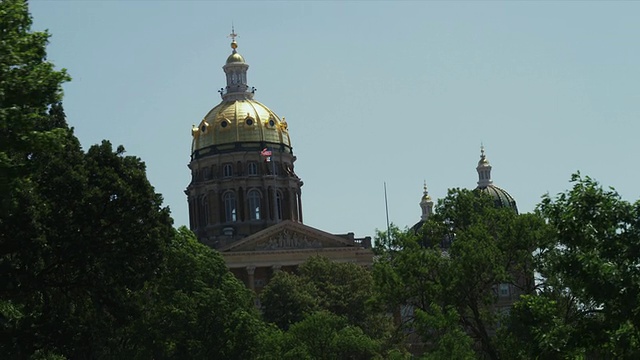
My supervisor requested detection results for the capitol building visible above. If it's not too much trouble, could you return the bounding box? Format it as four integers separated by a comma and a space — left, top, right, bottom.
185, 32, 373, 293
185, 32, 518, 294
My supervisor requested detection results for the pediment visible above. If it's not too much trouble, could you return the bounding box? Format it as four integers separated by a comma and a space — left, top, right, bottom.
219, 221, 356, 253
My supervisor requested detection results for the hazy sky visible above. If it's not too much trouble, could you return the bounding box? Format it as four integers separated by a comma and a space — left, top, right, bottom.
30, 1, 640, 239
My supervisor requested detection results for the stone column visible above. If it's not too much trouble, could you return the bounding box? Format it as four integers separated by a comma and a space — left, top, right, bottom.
288, 189, 296, 221
246, 265, 256, 292
297, 191, 303, 223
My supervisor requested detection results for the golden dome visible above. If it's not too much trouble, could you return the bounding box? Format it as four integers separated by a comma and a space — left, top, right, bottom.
191, 99, 291, 154
421, 181, 432, 201
226, 40, 245, 63
226, 52, 245, 64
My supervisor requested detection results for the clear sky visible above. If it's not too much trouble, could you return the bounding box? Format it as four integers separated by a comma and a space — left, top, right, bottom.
30, 1, 640, 239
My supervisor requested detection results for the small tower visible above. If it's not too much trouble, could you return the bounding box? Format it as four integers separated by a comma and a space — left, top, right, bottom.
419, 181, 434, 221
474, 146, 518, 213
222, 29, 253, 101
476, 145, 493, 187
412, 180, 434, 233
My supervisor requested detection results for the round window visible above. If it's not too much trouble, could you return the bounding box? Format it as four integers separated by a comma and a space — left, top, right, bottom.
221, 121, 228, 128
268, 120, 275, 127
246, 118, 253, 126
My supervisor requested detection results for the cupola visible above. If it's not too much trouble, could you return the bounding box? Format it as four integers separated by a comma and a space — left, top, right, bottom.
474, 146, 518, 213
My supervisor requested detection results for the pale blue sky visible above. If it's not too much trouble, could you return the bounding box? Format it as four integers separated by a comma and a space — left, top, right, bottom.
30, 1, 640, 238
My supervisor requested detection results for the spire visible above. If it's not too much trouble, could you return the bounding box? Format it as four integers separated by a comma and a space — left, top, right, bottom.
476, 145, 493, 188
221, 27, 254, 101
420, 180, 434, 221
229, 25, 238, 43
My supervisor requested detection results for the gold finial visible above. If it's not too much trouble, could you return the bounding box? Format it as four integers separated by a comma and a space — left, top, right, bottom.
229, 25, 238, 50
422, 180, 432, 201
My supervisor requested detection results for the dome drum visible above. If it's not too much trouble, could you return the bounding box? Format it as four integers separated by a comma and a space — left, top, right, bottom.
192, 141, 293, 160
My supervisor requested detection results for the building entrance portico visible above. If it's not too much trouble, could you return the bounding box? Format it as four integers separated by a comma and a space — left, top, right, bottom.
220, 221, 373, 293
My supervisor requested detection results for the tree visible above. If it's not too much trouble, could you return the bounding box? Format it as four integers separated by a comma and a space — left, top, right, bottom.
260, 256, 402, 357
280, 311, 381, 360
1, 137, 176, 358
0, 0, 70, 201
297, 256, 376, 329
0, 2, 178, 357
260, 271, 319, 330
505, 173, 640, 359
374, 189, 548, 359
0, 2, 70, 350
114, 227, 267, 359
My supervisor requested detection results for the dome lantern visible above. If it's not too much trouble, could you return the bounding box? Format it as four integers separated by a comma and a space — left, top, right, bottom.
476, 145, 493, 187
222, 28, 253, 101
474, 146, 518, 213
420, 180, 434, 221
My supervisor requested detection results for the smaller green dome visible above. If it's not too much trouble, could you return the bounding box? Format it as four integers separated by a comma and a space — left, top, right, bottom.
476, 184, 518, 213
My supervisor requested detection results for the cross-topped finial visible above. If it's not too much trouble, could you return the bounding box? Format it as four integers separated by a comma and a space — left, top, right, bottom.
229, 25, 237, 42
423, 180, 428, 193
480, 143, 485, 159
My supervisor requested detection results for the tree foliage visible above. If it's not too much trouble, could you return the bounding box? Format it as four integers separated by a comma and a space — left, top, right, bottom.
297, 256, 376, 329
374, 189, 549, 359
0, 2, 265, 358
260, 256, 402, 358
260, 271, 319, 330
115, 227, 266, 359
0, 0, 70, 199
280, 311, 381, 360
505, 173, 640, 359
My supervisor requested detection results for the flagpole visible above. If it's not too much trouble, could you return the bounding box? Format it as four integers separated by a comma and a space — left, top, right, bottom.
261, 147, 277, 223
272, 149, 277, 223
384, 182, 391, 242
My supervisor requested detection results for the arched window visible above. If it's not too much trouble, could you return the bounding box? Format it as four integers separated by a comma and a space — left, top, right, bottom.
275, 190, 283, 221
223, 191, 236, 222
248, 190, 261, 220
247, 162, 258, 176
198, 195, 207, 227
202, 196, 209, 225
223, 163, 233, 178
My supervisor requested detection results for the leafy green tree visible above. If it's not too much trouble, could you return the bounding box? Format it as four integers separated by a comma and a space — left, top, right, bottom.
260, 256, 402, 357
0, 0, 70, 200
1, 136, 175, 358
415, 305, 475, 360
298, 256, 375, 328
260, 271, 319, 330
0, 2, 178, 357
505, 173, 640, 359
0, 2, 70, 353
280, 311, 381, 360
374, 189, 548, 359
116, 227, 266, 359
